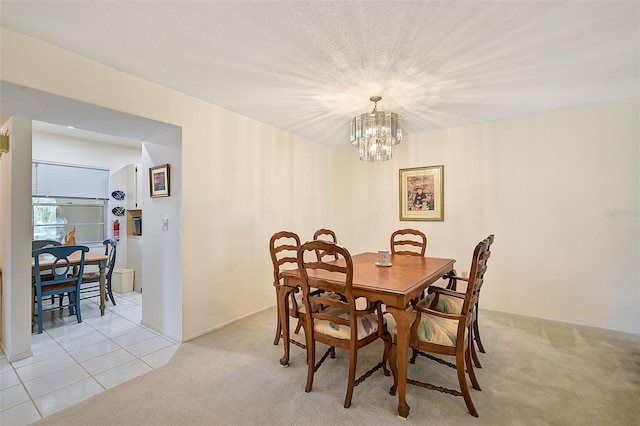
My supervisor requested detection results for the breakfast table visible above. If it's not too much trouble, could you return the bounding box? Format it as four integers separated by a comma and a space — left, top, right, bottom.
32, 250, 109, 316
281, 252, 455, 419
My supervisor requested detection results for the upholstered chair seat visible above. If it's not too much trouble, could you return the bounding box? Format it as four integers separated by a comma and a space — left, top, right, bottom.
313, 307, 385, 340
417, 292, 463, 315
387, 308, 463, 348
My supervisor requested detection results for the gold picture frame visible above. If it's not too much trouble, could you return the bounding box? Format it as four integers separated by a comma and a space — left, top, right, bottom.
149, 164, 170, 198
399, 165, 444, 221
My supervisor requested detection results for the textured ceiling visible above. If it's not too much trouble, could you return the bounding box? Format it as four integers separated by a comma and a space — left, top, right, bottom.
1, 1, 638, 147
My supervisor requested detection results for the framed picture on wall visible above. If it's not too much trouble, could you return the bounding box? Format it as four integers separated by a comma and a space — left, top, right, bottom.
399, 165, 444, 221
149, 164, 170, 198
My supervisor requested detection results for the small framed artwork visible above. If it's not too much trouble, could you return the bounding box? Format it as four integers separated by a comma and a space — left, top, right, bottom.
399, 165, 444, 221
149, 164, 170, 198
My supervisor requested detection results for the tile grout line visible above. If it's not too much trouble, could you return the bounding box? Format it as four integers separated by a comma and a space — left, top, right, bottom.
2, 292, 173, 421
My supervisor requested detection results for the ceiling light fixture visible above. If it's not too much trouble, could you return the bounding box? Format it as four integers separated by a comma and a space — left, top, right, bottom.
350, 96, 402, 161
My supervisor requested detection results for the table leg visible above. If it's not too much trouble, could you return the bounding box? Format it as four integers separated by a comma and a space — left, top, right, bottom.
278, 284, 295, 366
99, 259, 106, 316
387, 305, 413, 419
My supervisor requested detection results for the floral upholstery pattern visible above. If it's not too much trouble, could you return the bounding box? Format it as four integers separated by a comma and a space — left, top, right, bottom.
387, 305, 466, 347
411, 293, 465, 346
313, 306, 383, 340
417, 292, 463, 314
413, 313, 464, 346
289, 290, 342, 314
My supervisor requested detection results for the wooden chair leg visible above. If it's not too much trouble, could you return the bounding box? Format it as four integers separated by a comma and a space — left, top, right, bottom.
381, 332, 391, 376
294, 319, 302, 334
410, 348, 419, 364
465, 340, 481, 391
471, 335, 482, 368
388, 342, 398, 396
473, 306, 486, 353
470, 320, 482, 368
457, 349, 478, 417
273, 289, 282, 345
344, 349, 357, 408
299, 319, 309, 365
305, 335, 316, 393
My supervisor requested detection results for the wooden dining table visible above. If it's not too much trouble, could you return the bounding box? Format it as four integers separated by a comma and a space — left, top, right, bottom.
32, 250, 109, 316
281, 252, 455, 419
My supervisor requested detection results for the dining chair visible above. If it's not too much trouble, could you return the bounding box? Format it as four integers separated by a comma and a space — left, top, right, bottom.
32, 245, 89, 334
433, 234, 494, 368
312, 228, 338, 261
269, 231, 309, 362
32, 239, 63, 304
309, 228, 348, 324
297, 240, 391, 408
71, 239, 118, 305
390, 229, 427, 256
389, 237, 490, 417
391, 229, 428, 300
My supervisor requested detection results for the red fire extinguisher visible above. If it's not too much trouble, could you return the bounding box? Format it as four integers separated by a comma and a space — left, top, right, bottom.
113, 219, 120, 240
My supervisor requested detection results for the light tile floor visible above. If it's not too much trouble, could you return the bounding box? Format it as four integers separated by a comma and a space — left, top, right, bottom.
1, 292, 179, 425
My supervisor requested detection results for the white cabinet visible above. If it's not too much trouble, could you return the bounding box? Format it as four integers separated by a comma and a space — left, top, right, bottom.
125, 164, 142, 210
127, 237, 143, 292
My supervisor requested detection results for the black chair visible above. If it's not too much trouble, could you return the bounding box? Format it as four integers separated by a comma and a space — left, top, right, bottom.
32, 245, 89, 334
77, 239, 117, 305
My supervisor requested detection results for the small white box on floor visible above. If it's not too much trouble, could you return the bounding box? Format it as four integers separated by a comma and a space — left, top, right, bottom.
112, 268, 134, 293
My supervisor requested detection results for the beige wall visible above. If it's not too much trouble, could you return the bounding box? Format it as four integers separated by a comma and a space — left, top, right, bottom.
0, 28, 638, 361
0, 29, 333, 356
333, 97, 639, 332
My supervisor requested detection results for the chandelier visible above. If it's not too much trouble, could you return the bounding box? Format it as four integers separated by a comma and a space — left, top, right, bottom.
350, 96, 402, 161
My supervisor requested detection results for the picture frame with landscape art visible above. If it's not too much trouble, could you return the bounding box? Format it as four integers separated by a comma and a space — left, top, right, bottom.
399, 165, 444, 221
149, 164, 170, 198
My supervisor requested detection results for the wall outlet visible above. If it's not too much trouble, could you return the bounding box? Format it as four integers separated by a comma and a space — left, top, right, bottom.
461, 271, 468, 278
161, 218, 168, 231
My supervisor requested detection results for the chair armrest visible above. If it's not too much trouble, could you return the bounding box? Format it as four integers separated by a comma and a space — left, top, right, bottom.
413, 303, 463, 321
427, 286, 465, 299
443, 271, 468, 290
443, 271, 469, 282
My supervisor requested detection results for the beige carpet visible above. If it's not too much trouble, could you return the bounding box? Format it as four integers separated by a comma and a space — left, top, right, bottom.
35, 307, 639, 425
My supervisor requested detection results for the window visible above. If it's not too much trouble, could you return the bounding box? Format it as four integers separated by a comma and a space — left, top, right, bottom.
32, 161, 109, 244
32, 197, 107, 244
